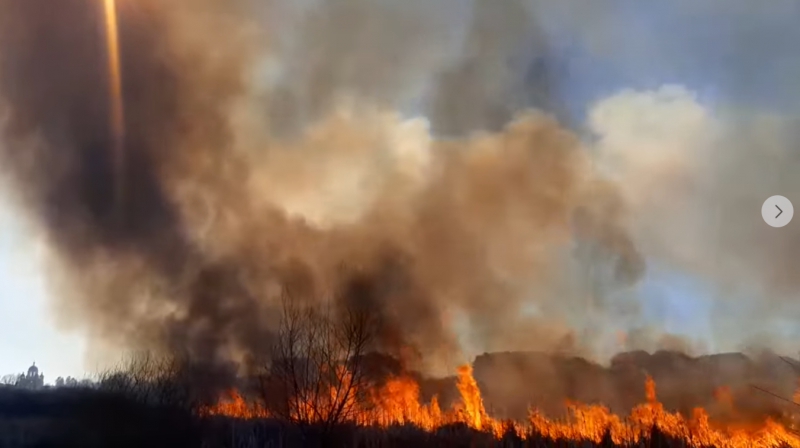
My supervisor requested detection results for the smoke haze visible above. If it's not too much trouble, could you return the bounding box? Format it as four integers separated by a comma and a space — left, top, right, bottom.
0, 0, 797, 376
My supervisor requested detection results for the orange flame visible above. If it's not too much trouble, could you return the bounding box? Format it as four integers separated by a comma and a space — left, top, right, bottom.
202, 366, 800, 447
199, 389, 269, 419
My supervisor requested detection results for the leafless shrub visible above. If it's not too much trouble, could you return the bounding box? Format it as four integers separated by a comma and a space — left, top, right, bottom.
0, 374, 17, 386
96, 351, 198, 411
261, 291, 379, 430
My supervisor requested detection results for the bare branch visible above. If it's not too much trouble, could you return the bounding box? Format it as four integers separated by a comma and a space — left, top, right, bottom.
260, 287, 378, 430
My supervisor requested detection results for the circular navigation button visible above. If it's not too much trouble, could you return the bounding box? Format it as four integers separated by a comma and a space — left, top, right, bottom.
762, 195, 793, 228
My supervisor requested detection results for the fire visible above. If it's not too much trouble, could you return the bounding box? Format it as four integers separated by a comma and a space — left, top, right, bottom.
202, 366, 800, 447
364, 375, 442, 430
199, 390, 269, 419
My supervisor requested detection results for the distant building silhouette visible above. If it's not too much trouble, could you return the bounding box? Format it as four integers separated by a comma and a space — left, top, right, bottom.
16, 362, 44, 389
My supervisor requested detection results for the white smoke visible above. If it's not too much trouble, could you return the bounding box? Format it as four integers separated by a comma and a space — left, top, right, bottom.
586, 84, 800, 355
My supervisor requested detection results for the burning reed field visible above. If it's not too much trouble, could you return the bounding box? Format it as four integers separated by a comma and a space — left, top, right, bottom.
5, 346, 800, 447
1, 0, 800, 447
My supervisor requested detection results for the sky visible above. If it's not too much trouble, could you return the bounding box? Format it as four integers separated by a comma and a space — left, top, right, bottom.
1, 0, 799, 381
0, 197, 88, 380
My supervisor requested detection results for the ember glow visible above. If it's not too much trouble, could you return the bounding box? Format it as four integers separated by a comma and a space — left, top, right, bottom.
201, 365, 800, 448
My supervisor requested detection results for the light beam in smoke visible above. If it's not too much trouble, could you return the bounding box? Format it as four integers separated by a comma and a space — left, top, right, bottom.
102, 0, 126, 216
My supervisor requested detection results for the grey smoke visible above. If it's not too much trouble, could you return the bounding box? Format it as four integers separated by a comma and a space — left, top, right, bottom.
7, 0, 795, 377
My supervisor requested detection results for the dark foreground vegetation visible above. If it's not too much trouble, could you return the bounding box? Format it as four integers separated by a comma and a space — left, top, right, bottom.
0, 384, 697, 448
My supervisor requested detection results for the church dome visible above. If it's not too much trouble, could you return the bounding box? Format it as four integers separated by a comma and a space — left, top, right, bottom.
27, 363, 38, 376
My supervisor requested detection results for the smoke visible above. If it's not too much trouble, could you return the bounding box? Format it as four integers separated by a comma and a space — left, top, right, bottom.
589, 85, 800, 354
2, 0, 799, 382
0, 0, 268, 364
0, 0, 708, 375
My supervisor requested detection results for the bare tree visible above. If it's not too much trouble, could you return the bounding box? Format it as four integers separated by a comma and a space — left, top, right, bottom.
0, 374, 18, 386
262, 291, 378, 430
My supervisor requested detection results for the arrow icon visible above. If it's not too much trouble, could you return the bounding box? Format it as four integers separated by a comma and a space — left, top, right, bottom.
763, 196, 793, 227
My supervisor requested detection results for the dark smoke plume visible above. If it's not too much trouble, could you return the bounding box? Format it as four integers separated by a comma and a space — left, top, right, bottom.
0, 0, 643, 374
0, 0, 263, 364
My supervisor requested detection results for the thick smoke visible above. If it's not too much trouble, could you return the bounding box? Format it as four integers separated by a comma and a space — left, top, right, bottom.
589, 86, 800, 354
0, 0, 647, 374
0, 0, 269, 365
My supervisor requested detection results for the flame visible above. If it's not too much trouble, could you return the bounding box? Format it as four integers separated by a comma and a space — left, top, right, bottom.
199, 389, 269, 419
365, 376, 441, 430
201, 366, 800, 447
